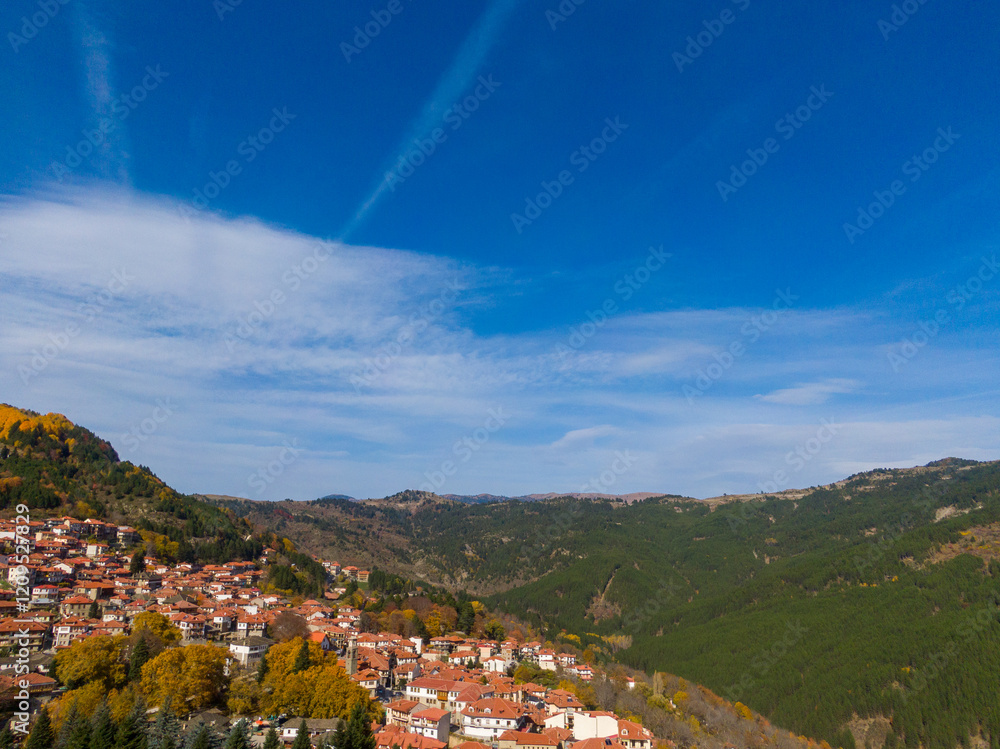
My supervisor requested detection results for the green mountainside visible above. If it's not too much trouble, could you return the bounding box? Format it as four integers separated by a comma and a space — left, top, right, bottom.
212, 461, 1000, 749
489, 461, 1000, 748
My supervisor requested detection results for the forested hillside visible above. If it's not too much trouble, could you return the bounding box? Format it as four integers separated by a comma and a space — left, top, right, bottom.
213, 460, 1000, 749
0, 404, 263, 563
489, 461, 1000, 749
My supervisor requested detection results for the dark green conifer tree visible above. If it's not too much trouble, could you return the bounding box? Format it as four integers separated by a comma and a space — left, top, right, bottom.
0, 725, 15, 749
128, 637, 151, 683
292, 640, 311, 673
290, 722, 311, 749
222, 721, 250, 749
114, 700, 147, 749
90, 699, 118, 749
343, 702, 375, 749
66, 712, 92, 749
25, 707, 55, 749
147, 698, 180, 749
56, 704, 82, 749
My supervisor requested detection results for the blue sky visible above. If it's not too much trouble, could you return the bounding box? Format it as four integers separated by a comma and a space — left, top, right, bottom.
1, 0, 998, 501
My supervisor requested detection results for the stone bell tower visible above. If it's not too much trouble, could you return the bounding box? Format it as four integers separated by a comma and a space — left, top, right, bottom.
346, 639, 358, 676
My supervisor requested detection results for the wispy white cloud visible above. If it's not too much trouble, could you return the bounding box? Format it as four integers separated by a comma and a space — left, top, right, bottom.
549, 425, 620, 449
754, 378, 860, 406
1, 188, 997, 501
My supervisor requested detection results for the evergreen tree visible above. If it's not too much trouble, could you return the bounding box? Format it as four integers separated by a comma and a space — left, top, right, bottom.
255, 655, 269, 684
88, 600, 101, 620
114, 700, 147, 749
90, 699, 117, 749
56, 704, 82, 749
147, 698, 180, 749
129, 637, 151, 683
130, 551, 146, 576
184, 724, 221, 749
344, 702, 375, 749
262, 729, 279, 749
292, 640, 311, 673
25, 707, 55, 749
290, 722, 311, 749
0, 725, 15, 749
184, 726, 211, 749
223, 721, 250, 749
329, 721, 348, 749
66, 716, 92, 749
456, 602, 475, 634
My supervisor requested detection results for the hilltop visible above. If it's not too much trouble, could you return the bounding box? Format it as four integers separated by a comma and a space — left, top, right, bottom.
0, 403, 263, 563
309, 490, 686, 505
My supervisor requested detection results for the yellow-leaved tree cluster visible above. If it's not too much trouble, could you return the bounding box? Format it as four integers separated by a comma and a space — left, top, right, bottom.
229, 638, 381, 721
50, 613, 217, 722
0, 405, 74, 442
48, 616, 377, 727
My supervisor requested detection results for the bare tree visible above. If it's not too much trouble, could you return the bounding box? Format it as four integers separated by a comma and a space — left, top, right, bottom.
269, 611, 310, 641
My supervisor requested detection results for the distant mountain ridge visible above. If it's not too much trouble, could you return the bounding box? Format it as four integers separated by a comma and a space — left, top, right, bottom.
314, 490, 690, 505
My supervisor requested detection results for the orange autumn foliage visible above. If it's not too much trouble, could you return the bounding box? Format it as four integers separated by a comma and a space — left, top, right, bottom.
0, 404, 74, 442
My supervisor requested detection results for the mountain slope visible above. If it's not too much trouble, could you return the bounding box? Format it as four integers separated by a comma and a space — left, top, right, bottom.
212, 460, 1000, 749
493, 461, 1000, 748
0, 404, 263, 562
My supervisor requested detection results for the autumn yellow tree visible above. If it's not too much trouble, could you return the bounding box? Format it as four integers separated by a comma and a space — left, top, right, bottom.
512, 664, 533, 683
557, 680, 597, 709
261, 638, 325, 679
139, 530, 180, 562
109, 684, 142, 723
735, 702, 753, 720
55, 635, 127, 691
258, 638, 374, 720
0, 406, 74, 441
227, 670, 262, 716
424, 611, 444, 637
131, 612, 182, 648
308, 663, 375, 719
47, 680, 107, 726
140, 643, 227, 714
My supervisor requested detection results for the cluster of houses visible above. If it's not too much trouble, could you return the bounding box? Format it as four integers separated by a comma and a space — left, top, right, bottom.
320, 559, 370, 584
381, 656, 647, 749
0, 516, 655, 749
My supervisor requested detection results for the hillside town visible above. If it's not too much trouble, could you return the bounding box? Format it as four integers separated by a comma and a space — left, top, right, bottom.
0, 516, 654, 749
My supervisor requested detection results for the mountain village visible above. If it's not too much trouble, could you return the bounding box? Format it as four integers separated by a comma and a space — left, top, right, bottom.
0, 515, 655, 749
